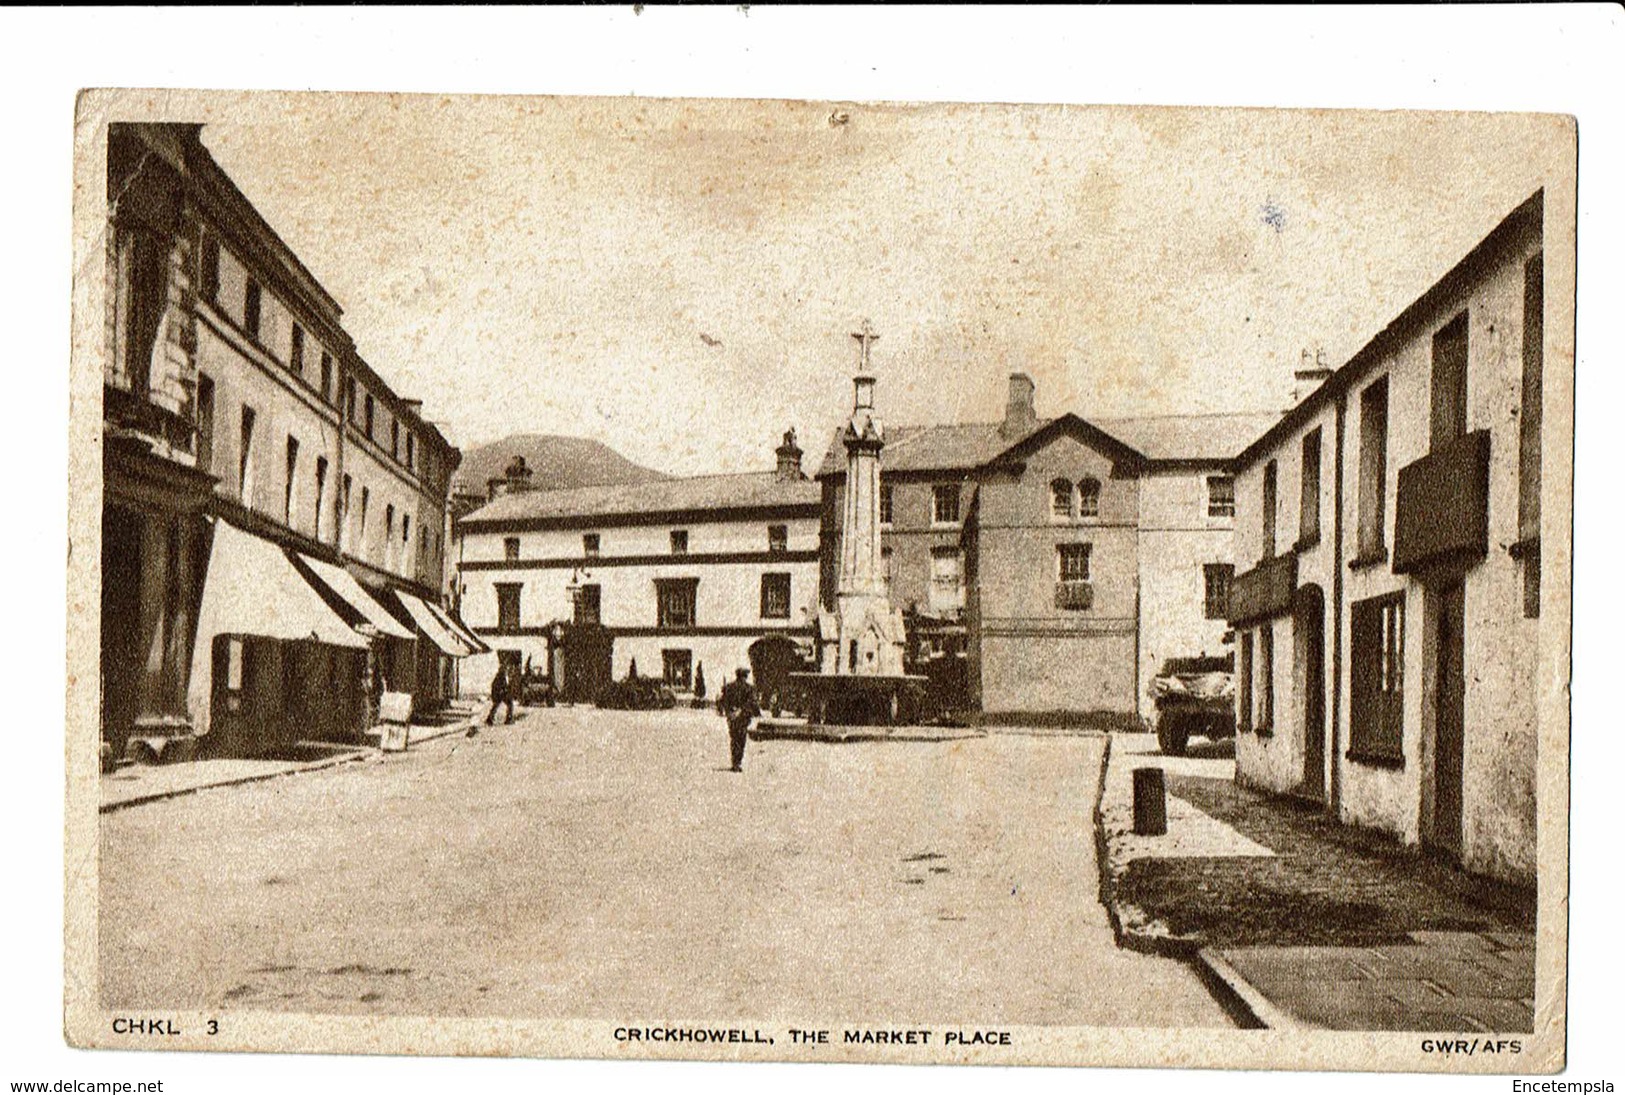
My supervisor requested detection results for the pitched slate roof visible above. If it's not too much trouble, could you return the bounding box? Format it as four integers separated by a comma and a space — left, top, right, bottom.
815, 411, 1281, 478
1092, 413, 1284, 464
458, 470, 821, 528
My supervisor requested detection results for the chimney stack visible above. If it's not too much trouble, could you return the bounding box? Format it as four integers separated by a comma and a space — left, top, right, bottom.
1293, 346, 1334, 405
1001, 373, 1038, 438
775, 427, 804, 481
487, 454, 536, 501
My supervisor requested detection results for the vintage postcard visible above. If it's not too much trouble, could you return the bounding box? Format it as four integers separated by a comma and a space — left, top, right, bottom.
65, 88, 1575, 1071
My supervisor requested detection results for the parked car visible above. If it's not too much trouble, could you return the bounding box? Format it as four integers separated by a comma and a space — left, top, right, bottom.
519, 670, 557, 707
597, 676, 679, 711
1148, 653, 1236, 756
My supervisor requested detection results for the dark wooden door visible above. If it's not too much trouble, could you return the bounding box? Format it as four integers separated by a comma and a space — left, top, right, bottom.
1300, 591, 1327, 800
1432, 581, 1466, 855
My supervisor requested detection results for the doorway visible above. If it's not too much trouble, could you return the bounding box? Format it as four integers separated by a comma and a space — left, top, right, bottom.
1296, 585, 1327, 801
101, 505, 145, 756
1430, 580, 1466, 857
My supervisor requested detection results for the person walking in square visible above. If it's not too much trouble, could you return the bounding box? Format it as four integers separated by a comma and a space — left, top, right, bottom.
717, 667, 760, 772
485, 664, 515, 726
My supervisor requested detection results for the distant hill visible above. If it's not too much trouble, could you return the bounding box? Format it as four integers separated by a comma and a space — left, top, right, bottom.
453, 434, 669, 496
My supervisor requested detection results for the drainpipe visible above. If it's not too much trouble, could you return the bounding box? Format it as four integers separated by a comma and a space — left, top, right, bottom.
1329, 392, 1347, 815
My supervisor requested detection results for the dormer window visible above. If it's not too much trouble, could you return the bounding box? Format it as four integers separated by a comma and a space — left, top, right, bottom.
1077, 477, 1101, 519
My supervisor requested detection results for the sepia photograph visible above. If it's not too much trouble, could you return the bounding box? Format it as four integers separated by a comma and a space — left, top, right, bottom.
66, 87, 1574, 1070
28, 7, 1614, 1086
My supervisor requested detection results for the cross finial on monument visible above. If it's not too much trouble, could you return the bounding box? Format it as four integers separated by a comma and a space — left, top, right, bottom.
850, 319, 880, 373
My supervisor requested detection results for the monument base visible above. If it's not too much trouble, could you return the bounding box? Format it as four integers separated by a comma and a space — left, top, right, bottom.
789, 671, 931, 727
750, 718, 984, 744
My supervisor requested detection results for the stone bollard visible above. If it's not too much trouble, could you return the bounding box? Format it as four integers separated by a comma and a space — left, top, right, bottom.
1132, 766, 1167, 836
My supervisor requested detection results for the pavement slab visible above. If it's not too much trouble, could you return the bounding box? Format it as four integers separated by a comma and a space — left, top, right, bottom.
1098, 733, 1535, 1032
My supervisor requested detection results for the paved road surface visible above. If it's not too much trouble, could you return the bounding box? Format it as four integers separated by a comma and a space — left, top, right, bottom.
100, 707, 1233, 1027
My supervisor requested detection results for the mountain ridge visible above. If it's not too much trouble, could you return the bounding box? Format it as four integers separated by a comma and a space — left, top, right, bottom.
453, 433, 669, 496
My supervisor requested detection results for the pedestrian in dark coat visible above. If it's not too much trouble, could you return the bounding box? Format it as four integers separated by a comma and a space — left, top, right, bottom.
485, 665, 515, 726
717, 667, 760, 772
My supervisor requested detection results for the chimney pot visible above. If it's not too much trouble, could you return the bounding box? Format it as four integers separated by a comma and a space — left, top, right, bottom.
775, 427, 804, 481
1001, 373, 1038, 438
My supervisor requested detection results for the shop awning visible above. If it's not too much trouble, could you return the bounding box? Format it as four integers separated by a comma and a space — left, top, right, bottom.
295, 553, 417, 641
392, 589, 474, 657
194, 520, 369, 649
433, 601, 490, 655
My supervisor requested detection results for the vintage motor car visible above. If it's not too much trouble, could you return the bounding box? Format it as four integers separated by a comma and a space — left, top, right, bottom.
596, 675, 679, 711
1148, 653, 1236, 756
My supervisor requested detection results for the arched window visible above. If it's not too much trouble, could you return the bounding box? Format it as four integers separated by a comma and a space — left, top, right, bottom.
1050, 478, 1073, 519
1078, 477, 1102, 519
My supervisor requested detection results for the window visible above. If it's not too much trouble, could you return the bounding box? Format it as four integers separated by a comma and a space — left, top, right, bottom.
1207, 475, 1235, 518
504, 537, 520, 562
882, 546, 894, 591
391, 418, 400, 460
1519, 253, 1544, 619
1261, 460, 1278, 560
359, 486, 370, 548
583, 533, 601, 558
195, 374, 215, 474
344, 376, 357, 423
670, 529, 689, 555
1077, 477, 1102, 519
290, 323, 305, 375
1238, 632, 1254, 733
111, 225, 160, 395
320, 353, 333, 403
1258, 624, 1274, 733
1350, 593, 1405, 763
199, 234, 221, 304
1431, 311, 1469, 451
385, 504, 395, 566
340, 474, 352, 550
238, 406, 257, 505
314, 456, 329, 541
656, 579, 698, 628
575, 584, 601, 625
402, 514, 411, 569
662, 649, 694, 691
932, 484, 961, 525
495, 583, 522, 631
1057, 543, 1092, 582
284, 435, 299, 523
1299, 428, 1322, 547
768, 524, 788, 553
879, 482, 894, 525
243, 278, 262, 341
1050, 479, 1073, 519
406, 432, 416, 472
761, 573, 792, 619
1357, 377, 1389, 560
363, 394, 374, 440
929, 547, 964, 612
1203, 563, 1233, 620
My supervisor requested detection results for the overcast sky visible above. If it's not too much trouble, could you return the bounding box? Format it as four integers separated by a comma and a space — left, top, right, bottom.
202, 98, 1563, 477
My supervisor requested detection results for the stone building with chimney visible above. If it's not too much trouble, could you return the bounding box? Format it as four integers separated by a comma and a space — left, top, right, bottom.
1226, 189, 1569, 885
99, 122, 471, 763
817, 373, 1276, 723
454, 432, 821, 707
